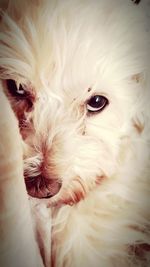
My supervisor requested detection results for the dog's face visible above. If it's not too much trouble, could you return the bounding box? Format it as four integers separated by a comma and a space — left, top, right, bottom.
0, 0, 149, 206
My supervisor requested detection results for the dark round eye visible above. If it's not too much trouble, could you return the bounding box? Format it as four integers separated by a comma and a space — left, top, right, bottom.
6, 79, 27, 99
87, 95, 109, 113
5, 79, 34, 111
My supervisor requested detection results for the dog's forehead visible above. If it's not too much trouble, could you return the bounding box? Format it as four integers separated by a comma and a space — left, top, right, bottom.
2, 1, 108, 95
0, 0, 148, 99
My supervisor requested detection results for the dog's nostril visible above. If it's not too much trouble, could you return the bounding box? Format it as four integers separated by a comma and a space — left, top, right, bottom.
24, 175, 62, 199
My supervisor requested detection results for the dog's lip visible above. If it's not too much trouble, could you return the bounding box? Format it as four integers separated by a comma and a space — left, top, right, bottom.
47, 174, 105, 207
24, 174, 62, 199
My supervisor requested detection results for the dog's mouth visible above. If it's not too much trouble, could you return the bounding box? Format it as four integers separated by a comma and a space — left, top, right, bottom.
24, 174, 62, 199
24, 172, 104, 205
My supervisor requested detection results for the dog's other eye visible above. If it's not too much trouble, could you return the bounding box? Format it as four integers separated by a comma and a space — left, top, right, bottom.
6, 79, 27, 99
87, 95, 109, 113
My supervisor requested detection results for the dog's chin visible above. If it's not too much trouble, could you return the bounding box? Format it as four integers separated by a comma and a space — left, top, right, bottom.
24, 175, 62, 199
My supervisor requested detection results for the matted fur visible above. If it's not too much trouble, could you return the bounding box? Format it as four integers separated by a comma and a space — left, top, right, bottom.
0, 0, 150, 267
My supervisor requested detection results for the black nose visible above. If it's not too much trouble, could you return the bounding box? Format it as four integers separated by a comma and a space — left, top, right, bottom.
24, 175, 62, 199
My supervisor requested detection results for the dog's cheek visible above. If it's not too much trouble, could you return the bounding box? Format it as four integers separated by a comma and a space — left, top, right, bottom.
5, 95, 35, 140
131, 73, 149, 136
13, 101, 34, 139
132, 117, 144, 135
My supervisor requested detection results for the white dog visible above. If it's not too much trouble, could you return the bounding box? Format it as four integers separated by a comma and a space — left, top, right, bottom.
0, 0, 150, 267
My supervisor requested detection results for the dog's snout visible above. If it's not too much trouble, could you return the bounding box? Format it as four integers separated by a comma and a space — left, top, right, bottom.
24, 175, 62, 199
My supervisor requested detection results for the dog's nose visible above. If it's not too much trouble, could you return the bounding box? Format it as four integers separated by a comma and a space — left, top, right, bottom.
24, 175, 62, 199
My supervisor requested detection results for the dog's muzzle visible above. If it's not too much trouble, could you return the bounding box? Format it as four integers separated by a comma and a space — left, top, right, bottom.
24, 175, 62, 199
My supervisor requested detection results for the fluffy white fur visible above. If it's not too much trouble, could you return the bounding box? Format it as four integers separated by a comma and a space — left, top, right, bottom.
0, 0, 150, 267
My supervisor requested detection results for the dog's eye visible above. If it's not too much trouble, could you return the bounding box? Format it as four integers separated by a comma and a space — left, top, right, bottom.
6, 79, 27, 99
5, 79, 34, 111
87, 95, 108, 113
